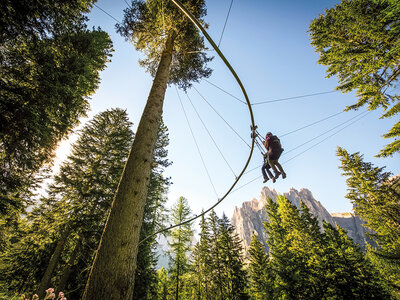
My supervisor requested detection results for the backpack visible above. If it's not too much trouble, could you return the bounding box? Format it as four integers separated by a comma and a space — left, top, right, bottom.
269, 135, 283, 153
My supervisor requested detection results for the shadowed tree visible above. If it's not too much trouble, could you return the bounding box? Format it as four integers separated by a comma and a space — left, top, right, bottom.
168, 196, 193, 300
337, 147, 400, 297
309, 0, 400, 157
0, 0, 113, 227
133, 121, 171, 300
83, 0, 212, 298
0, 109, 133, 297
248, 234, 273, 300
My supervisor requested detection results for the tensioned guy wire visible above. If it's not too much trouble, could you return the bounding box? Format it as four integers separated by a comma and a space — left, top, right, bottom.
233, 111, 372, 193
243, 109, 370, 176
139, 0, 256, 245
193, 86, 251, 148
218, 0, 234, 47
203, 79, 246, 104
185, 92, 237, 178
176, 87, 219, 198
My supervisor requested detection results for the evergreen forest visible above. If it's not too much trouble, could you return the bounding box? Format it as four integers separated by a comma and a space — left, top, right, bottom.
1, 0, 399, 299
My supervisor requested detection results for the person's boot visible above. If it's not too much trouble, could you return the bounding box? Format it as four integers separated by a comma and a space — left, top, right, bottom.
282, 172, 287, 179
263, 177, 268, 183
274, 171, 281, 179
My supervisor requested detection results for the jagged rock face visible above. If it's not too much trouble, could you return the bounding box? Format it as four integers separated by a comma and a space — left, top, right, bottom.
331, 213, 373, 247
231, 187, 368, 252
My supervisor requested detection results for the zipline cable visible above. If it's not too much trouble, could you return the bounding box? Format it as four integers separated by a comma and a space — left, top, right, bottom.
185, 92, 237, 178
203, 78, 339, 106
139, 0, 256, 245
282, 110, 368, 156
203, 79, 246, 104
243, 109, 370, 176
177, 87, 219, 197
233, 111, 372, 192
94, 3, 120, 23
218, 0, 234, 47
280, 110, 345, 137
251, 90, 338, 105
193, 86, 251, 148
282, 111, 371, 164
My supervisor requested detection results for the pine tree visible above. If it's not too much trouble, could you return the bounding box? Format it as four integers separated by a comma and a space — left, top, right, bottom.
322, 222, 390, 299
156, 267, 170, 300
1, 109, 133, 297
134, 120, 172, 300
337, 147, 400, 297
0, 3, 113, 218
264, 195, 390, 299
309, 0, 400, 156
168, 197, 194, 300
190, 213, 211, 300
207, 210, 225, 299
83, 1, 212, 297
264, 196, 324, 299
248, 234, 273, 300
218, 213, 248, 300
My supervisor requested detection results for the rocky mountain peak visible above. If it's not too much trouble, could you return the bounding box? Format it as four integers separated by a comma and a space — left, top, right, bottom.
231, 187, 369, 252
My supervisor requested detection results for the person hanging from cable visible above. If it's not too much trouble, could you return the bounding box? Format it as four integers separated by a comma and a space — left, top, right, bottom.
264, 132, 286, 181
262, 154, 275, 183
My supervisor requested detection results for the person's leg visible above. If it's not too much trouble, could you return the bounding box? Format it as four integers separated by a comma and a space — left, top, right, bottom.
269, 160, 279, 176
266, 166, 274, 179
270, 160, 286, 179
261, 164, 269, 182
275, 160, 286, 178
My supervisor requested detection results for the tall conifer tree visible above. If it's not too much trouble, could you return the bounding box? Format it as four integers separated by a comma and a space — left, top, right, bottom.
84, 1, 211, 297
337, 147, 400, 297
134, 121, 171, 299
1, 109, 133, 297
264, 195, 390, 299
309, 0, 400, 156
0, 1, 113, 217
168, 196, 194, 300
248, 234, 273, 300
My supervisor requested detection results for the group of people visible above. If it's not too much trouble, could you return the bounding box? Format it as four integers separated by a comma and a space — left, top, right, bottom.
261, 132, 286, 183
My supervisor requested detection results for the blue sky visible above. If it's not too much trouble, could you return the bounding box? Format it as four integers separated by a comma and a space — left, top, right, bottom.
55, 0, 399, 224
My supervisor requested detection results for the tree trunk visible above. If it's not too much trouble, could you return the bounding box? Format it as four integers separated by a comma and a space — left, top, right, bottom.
82, 32, 175, 300
36, 225, 71, 298
56, 241, 80, 294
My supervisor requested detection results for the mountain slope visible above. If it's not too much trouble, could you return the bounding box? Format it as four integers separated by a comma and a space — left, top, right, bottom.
231, 187, 369, 251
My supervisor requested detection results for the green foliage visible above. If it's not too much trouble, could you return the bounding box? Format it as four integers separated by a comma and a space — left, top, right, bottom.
116, 0, 212, 90
155, 267, 170, 300
190, 211, 248, 300
168, 196, 194, 300
337, 147, 400, 297
309, 0, 400, 156
0, 109, 133, 298
248, 234, 273, 300
0, 0, 95, 42
0, 1, 113, 219
263, 195, 389, 299
134, 120, 171, 300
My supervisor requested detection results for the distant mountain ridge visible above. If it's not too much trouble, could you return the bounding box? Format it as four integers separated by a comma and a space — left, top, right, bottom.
231, 187, 371, 251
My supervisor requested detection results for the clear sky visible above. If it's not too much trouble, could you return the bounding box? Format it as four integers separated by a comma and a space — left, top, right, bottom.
55, 0, 398, 225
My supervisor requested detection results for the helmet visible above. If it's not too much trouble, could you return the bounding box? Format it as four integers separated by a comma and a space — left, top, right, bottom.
266, 132, 272, 137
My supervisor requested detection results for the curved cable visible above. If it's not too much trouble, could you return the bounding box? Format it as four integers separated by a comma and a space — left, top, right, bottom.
139, 0, 256, 245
